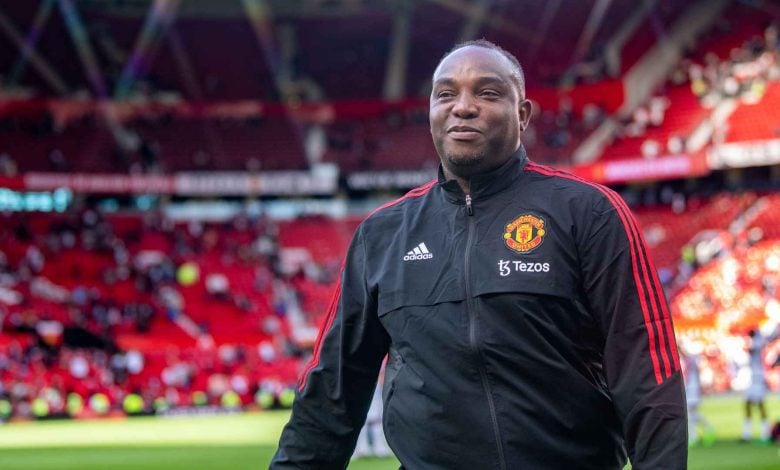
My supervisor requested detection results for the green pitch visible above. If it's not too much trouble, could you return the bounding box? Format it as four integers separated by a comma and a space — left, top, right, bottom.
0, 412, 398, 470
0, 395, 777, 469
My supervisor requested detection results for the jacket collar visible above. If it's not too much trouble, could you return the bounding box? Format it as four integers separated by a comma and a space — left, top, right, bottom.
438, 144, 529, 202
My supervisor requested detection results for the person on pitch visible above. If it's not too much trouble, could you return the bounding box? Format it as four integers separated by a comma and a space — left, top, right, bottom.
271, 39, 687, 469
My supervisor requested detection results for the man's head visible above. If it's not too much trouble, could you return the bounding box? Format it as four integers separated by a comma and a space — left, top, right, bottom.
429, 40, 532, 181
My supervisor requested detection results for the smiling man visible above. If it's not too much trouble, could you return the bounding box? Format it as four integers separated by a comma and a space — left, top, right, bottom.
270, 40, 687, 469
429, 43, 531, 189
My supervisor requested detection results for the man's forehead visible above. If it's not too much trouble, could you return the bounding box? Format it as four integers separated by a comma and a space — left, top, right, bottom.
433, 46, 514, 81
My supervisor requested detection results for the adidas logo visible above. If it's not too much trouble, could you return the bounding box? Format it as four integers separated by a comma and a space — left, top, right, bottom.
403, 242, 433, 261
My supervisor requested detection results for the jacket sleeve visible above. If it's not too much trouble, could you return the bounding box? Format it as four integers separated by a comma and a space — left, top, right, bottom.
270, 224, 390, 469
578, 192, 687, 469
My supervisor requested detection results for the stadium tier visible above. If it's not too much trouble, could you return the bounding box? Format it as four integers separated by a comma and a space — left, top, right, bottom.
749, 193, 780, 239
672, 238, 780, 392
688, 1, 768, 62
725, 81, 780, 143
2, 189, 777, 417
600, 85, 709, 161
0, 211, 350, 414
633, 192, 755, 275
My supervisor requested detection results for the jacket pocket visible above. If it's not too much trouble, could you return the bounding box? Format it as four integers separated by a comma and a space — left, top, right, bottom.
382, 348, 406, 430
470, 272, 575, 301
382, 349, 404, 405
377, 287, 465, 317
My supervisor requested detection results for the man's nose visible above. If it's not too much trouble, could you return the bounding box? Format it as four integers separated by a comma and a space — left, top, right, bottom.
452, 92, 478, 118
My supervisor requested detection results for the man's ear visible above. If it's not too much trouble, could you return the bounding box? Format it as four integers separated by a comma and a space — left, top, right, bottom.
518, 99, 532, 131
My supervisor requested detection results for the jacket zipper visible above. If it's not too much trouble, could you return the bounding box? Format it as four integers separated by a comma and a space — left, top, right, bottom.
463, 194, 506, 470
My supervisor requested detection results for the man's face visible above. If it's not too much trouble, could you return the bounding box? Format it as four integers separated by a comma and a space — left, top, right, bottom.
430, 46, 531, 180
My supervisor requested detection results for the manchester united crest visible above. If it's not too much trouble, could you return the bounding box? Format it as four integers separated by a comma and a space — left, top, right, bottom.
503, 214, 546, 253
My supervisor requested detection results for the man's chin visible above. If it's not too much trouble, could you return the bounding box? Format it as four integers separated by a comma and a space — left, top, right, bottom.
445, 153, 484, 168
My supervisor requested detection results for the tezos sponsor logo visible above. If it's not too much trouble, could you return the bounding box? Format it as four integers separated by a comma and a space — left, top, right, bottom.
498, 259, 550, 277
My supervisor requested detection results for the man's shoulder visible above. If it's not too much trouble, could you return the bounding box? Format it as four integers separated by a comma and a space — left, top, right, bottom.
362, 180, 438, 226
523, 161, 616, 208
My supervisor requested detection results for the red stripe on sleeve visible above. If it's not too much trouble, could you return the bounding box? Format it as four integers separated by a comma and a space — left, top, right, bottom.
298, 273, 343, 392
603, 190, 673, 378
525, 163, 666, 383
635, 229, 681, 371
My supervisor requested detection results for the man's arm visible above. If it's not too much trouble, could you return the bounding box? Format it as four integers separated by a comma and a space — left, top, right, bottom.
578, 193, 687, 469
270, 225, 390, 469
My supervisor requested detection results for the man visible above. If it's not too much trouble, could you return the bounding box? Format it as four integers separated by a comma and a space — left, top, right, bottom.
742, 327, 778, 443
680, 340, 715, 447
271, 39, 687, 469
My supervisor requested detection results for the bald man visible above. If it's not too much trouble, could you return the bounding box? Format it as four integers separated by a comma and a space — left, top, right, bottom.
271, 39, 686, 470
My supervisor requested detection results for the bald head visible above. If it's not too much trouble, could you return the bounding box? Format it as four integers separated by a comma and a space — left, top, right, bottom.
429, 42, 533, 187
434, 39, 526, 99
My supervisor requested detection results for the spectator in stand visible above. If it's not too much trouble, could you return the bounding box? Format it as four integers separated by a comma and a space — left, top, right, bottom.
126, 349, 144, 376
624, 105, 649, 137
766, 24, 779, 51
47, 148, 69, 171
648, 95, 670, 127
689, 63, 709, 98
640, 139, 661, 159
581, 103, 605, 130
68, 352, 90, 381
258, 341, 277, 364
110, 352, 129, 385
0, 152, 17, 176
667, 134, 685, 154
161, 358, 193, 390
205, 273, 231, 301
159, 285, 185, 321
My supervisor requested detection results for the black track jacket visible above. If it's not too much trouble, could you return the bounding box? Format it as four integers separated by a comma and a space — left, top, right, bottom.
271, 148, 687, 469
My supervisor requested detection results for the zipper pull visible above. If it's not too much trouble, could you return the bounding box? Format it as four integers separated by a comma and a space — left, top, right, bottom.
465, 194, 473, 216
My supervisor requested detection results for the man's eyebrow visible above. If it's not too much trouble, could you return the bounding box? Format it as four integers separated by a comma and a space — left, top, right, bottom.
473, 76, 507, 87
432, 77, 456, 88
432, 75, 508, 88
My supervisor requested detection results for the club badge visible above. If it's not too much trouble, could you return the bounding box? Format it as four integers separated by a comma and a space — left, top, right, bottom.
503, 214, 546, 253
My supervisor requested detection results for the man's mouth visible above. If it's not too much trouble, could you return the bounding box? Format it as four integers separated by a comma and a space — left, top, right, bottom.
447, 126, 482, 140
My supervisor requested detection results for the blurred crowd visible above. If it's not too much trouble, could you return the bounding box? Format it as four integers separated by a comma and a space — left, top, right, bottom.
0, 208, 341, 421
684, 23, 780, 106
610, 20, 780, 160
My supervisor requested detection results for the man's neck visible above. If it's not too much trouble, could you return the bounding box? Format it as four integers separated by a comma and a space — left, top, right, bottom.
441, 167, 470, 194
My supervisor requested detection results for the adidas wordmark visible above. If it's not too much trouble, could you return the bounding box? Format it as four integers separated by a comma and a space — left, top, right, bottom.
403, 242, 433, 261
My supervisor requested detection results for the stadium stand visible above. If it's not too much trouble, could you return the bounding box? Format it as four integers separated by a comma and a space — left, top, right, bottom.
746, 193, 780, 240
634, 192, 756, 277
0, 113, 309, 173
672, 238, 780, 392
601, 86, 709, 160
0, 209, 357, 416
687, 1, 769, 63
2, 187, 775, 419
724, 81, 780, 143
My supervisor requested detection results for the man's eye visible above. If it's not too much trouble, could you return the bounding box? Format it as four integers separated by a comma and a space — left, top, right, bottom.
481, 90, 500, 97
437, 91, 455, 98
